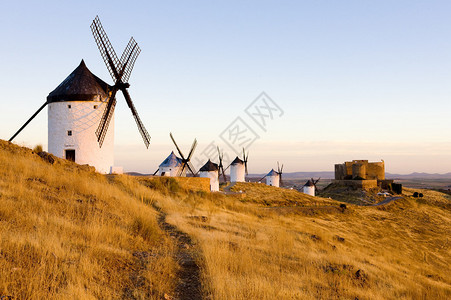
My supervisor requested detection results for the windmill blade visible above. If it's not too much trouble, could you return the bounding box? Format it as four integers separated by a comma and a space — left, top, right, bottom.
153, 168, 159, 176
9, 102, 47, 142
95, 90, 118, 147
258, 175, 267, 182
178, 162, 187, 176
170, 132, 186, 160
186, 139, 198, 161
243, 148, 249, 175
90, 16, 122, 82
220, 167, 227, 182
187, 161, 197, 177
120, 37, 141, 83
121, 88, 151, 148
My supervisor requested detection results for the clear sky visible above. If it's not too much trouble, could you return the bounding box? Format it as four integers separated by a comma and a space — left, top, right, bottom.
1, 1, 451, 174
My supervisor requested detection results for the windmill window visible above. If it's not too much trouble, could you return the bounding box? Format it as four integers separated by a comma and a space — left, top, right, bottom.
67, 130, 72, 136
94, 105, 98, 109
68, 105, 71, 109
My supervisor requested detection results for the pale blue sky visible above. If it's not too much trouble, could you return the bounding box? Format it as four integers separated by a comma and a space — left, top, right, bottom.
1, 1, 451, 174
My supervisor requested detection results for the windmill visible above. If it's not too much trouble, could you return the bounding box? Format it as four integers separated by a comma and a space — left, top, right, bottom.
90, 16, 151, 148
277, 161, 284, 187
217, 146, 227, 182
311, 177, 320, 194
8, 16, 150, 174
170, 132, 197, 177
259, 162, 282, 187
229, 148, 248, 183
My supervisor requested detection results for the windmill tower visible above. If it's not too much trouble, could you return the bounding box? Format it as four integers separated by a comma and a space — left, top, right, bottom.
303, 180, 316, 196
157, 151, 182, 176
199, 159, 219, 192
261, 162, 283, 187
265, 169, 280, 187
47, 60, 115, 173
229, 148, 248, 183
8, 16, 151, 174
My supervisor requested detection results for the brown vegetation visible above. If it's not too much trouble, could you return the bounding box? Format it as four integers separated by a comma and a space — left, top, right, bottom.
1, 140, 450, 299
0, 141, 177, 299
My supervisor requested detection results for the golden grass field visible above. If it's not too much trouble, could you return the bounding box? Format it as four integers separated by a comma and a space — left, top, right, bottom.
1, 140, 450, 299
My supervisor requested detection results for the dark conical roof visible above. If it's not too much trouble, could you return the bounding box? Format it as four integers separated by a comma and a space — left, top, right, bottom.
231, 156, 244, 165
304, 180, 314, 187
47, 60, 111, 103
200, 159, 219, 172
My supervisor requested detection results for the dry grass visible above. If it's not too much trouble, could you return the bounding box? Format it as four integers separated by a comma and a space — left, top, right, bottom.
230, 182, 339, 207
154, 181, 451, 299
0, 141, 178, 299
1, 140, 450, 299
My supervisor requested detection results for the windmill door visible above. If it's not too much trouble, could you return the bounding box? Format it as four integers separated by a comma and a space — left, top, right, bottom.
65, 150, 75, 162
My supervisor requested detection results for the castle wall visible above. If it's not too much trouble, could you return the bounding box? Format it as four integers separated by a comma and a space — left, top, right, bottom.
352, 163, 366, 179
334, 160, 385, 182
48, 100, 114, 174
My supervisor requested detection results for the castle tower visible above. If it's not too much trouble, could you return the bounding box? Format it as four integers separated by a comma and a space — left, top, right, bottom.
230, 157, 245, 182
47, 60, 114, 174
199, 159, 219, 192
265, 169, 280, 187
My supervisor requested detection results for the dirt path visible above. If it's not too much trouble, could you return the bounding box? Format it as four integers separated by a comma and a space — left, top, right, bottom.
374, 196, 403, 206
153, 204, 203, 300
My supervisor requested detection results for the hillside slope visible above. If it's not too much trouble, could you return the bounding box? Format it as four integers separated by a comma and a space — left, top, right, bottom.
0, 141, 177, 299
1, 140, 450, 299
156, 180, 451, 299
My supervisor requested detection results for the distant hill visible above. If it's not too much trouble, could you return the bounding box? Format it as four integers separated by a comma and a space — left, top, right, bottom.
248, 171, 334, 179
248, 171, 451, 180
386, 172, 451, 179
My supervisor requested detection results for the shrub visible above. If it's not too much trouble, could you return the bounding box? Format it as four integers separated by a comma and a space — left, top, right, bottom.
33, 144, 43, 153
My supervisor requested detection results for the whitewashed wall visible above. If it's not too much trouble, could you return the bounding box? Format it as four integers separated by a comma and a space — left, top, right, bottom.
303, 186, 315, 196
266, 175, 280, 187
230, 164, 245, 182
200, 170, 219, 192
48, 100, 114, 174
158, 166, 182, 177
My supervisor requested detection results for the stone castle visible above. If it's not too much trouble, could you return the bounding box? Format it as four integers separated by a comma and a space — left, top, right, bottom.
335, 160, 385, 180
334, 160, 386, 189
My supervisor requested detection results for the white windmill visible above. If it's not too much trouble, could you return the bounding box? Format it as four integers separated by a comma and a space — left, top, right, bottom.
265, 169, 280, 187
157, 151, 183, 177
8, 17, 151, 174
229, 148, 248, 183
260, 162, 283, 188
199, 159, 219, 192
303, 178, 319, 197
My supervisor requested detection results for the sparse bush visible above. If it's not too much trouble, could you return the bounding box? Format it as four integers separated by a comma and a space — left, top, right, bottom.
413, 192, 419, 198
33, 144, 43, 153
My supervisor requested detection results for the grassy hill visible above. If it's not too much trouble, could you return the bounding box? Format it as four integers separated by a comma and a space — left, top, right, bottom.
0, 140, 177, 299
1, 140, 450, 299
